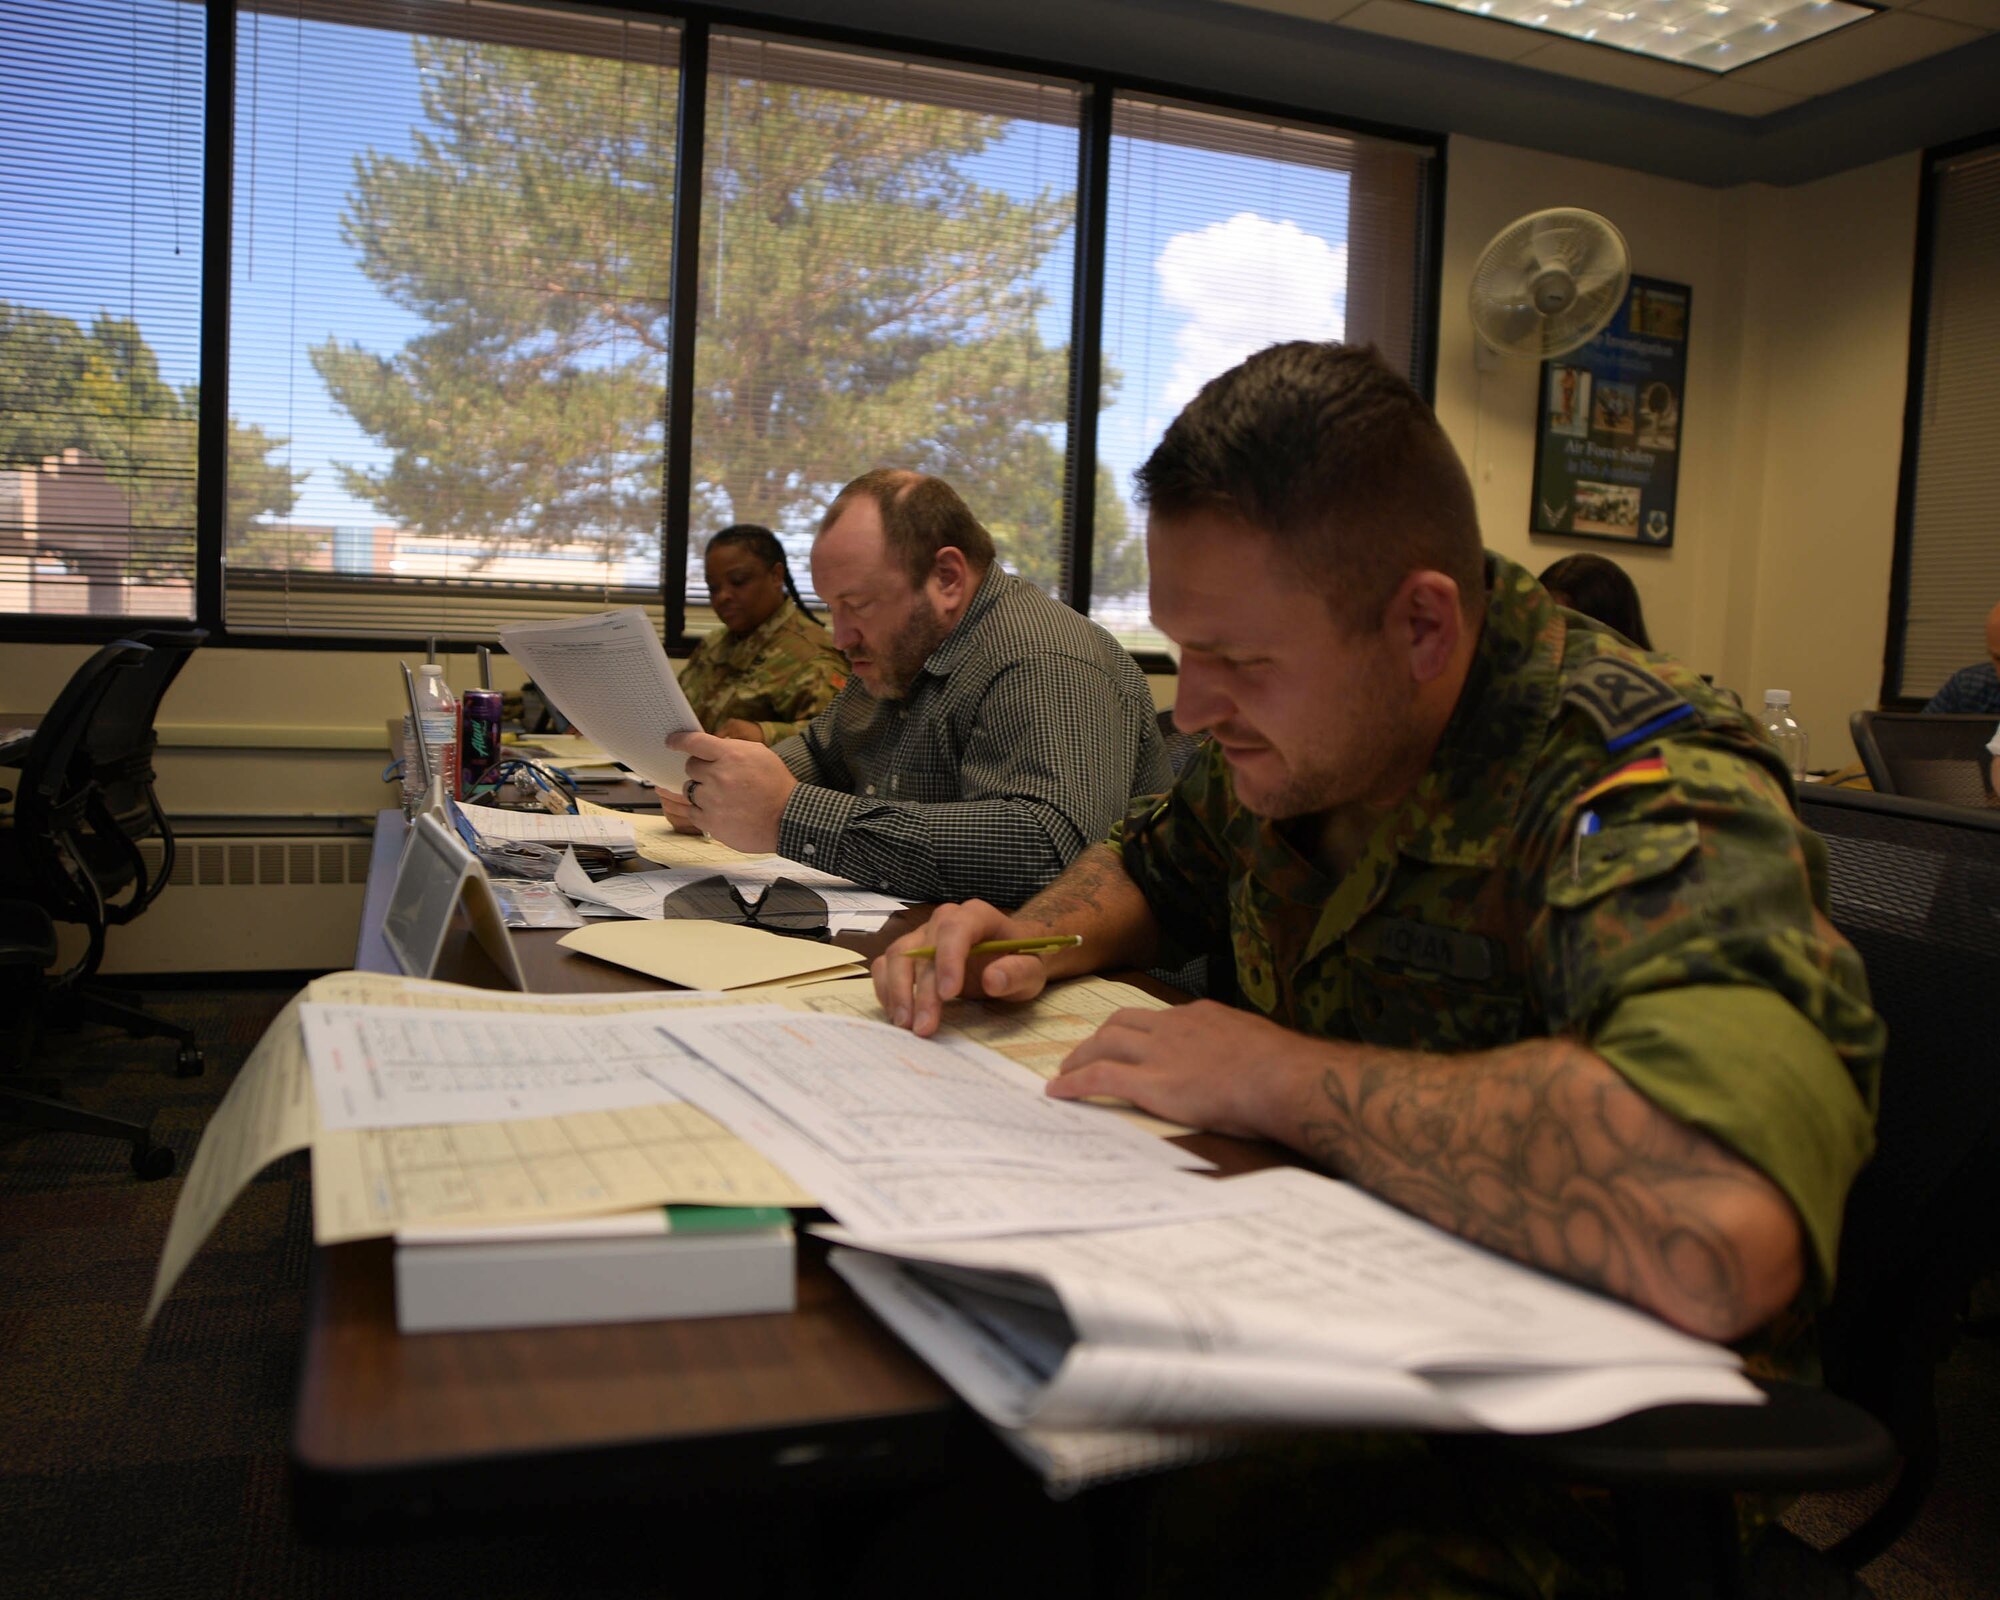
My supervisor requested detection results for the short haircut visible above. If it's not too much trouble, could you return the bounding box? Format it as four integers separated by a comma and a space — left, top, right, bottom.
1134, 341, 1484, 628
1538, 553, 1652, 651
818, 469, 997, 585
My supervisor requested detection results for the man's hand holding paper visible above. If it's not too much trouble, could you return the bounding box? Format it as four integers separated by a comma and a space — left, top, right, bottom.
661, 729, 798, 853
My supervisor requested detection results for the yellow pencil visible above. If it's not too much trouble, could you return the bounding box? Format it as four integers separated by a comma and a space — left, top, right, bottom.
902, 934, 1082, 960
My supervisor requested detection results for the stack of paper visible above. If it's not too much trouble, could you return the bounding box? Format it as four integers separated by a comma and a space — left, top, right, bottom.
457, 801, 637, 856
826, 1166, 1762, 1490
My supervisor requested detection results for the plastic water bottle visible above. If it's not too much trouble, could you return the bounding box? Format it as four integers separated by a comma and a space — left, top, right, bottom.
413, 663, 461, 802
1761, 689, 1809, 783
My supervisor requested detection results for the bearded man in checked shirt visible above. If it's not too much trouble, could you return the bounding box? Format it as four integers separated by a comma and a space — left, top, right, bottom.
662, 469, 1169, 907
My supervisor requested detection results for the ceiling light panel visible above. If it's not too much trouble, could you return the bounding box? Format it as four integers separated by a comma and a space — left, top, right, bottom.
1413, 0, 1876, 72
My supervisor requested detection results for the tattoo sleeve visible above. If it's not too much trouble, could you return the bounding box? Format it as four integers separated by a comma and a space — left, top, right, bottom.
1015, 844, 1161, 974
1296, 1037, 1799, 1341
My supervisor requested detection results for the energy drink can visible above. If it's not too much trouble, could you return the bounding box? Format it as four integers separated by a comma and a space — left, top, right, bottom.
460, 688, 504, 793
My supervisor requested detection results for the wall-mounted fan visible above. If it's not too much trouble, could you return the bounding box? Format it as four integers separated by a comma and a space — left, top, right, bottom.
1469, 208, 1630, 361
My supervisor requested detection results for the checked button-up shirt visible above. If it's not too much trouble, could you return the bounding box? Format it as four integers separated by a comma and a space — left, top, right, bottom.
774, 568, 1170, 908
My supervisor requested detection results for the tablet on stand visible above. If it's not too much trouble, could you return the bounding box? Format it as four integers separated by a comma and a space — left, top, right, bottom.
381, 813, 529, 991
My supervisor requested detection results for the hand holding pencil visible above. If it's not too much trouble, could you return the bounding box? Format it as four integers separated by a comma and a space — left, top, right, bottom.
873, 903, 1082, 1037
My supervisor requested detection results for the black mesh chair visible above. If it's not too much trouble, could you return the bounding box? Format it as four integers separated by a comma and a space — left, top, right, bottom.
1486, 785, 2000, 1594
0, 631, 209, 1174
1849, 710, 1997, 808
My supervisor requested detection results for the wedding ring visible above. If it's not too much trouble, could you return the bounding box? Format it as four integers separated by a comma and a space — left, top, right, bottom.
683, 778, 701, 804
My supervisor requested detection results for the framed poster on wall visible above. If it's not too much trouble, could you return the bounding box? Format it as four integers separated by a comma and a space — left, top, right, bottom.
1531, 275, 1690, 547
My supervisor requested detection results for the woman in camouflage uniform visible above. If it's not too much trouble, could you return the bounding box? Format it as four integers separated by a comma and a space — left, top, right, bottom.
679, 525, 847, 745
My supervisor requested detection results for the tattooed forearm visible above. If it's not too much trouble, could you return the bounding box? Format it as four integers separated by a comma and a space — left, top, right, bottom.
1014, 846, 1160, 972
1294, 1037, 1801, 1341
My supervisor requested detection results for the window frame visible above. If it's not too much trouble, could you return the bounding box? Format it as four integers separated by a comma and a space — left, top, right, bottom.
0, 0, 1445, 664
1879, 125, 2000, 710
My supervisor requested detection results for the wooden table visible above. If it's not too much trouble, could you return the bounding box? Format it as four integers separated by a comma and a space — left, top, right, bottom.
298, 812, 1259, 1528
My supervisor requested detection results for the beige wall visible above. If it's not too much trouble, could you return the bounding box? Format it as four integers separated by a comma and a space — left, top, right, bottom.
1433, 137, 1919, 768
1, 140, 1922, 824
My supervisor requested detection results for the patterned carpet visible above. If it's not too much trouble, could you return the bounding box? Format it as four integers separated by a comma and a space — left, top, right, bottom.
1, 988, 1996, 1599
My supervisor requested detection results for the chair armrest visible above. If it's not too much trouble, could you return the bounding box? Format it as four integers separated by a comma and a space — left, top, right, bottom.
1466, 1381, 1895, 1493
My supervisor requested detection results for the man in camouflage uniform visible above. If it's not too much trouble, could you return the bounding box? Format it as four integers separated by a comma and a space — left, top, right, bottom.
874, 342, 1882, 1596
678, 593, 849, 745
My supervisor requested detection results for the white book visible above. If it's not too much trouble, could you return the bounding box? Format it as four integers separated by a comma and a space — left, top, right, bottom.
395, 1206, 795, 1334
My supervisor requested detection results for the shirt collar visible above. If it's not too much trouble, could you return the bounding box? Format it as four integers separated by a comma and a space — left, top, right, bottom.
1382, 552, 1565, 869
735, 595, 800, 653
920, 566, 1011, 679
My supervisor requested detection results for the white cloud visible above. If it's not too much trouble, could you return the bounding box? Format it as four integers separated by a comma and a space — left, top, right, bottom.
1155, 214, 1347, 413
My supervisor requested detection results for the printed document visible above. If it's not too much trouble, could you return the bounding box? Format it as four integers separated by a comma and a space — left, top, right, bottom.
300, 1002, 703, 1130
827, 1166, 1760, 1447
457, 802, 637, 850
498, 609, 701, 790
796, 976, 1192, 1138
145, 976, 815, 1322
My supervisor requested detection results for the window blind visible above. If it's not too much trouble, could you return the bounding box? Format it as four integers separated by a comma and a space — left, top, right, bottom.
226, 0, 680, 639
688, 33, 1081, 610
1895, 142, 2000, 701
0, 0, 204, 624
1092, 94, 1434, 649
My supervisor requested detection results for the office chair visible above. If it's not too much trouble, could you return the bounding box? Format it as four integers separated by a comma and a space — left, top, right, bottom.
0, 897, 173, 1178
1848, 711, 1997, 808
1486, 785, 2000, 1596
2, 631, 212, 1155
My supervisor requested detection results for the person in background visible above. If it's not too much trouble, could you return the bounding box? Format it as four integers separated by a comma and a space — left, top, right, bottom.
1538, 551, 1652, 650
679, 524, 848, 745
1922, 599, 2000, 715
660, 470, 1168, 907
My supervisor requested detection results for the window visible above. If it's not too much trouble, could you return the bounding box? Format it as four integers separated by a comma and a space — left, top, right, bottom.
228, 0, 680, 637
1093, 95, 1434, 651
0, 0, 204, 623
1886, 136, 2000, 704
2, 3, 1440, 645
689, 35, 1079, 609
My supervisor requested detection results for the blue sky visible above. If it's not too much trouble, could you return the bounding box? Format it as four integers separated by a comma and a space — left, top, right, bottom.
7, 2, 1352, 607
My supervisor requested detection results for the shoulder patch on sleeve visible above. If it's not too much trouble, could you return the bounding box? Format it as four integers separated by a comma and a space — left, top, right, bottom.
1563, 658, 1697, 752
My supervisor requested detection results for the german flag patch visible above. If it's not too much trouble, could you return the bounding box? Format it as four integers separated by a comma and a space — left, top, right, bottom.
1574, 755, 1671, 810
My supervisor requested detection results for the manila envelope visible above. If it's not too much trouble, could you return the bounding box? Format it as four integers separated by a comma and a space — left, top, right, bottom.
559, 919, 866, 991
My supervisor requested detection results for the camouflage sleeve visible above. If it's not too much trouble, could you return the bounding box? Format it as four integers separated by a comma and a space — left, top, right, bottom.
1110, 740, 1234, 970
755, 641, 849, 745
676, 630, 726, 732
1528, 738, 1882, 1290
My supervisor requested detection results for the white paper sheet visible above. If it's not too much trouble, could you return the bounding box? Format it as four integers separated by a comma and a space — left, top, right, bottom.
300, 1002, 700, 1130
498, 608, 701, 790
656, 1051, 1258, 1242
659, 1010, 1207, 1172
457, 802, 636, 849
553, 849, 679, 918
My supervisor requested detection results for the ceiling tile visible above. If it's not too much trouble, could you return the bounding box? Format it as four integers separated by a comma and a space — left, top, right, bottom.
1511, 34, 1718, 94
1334, 0, 1549, 60
1906, 0, 2000, 29
1724, 10, 1981, 91
1674, 77, 1809, 114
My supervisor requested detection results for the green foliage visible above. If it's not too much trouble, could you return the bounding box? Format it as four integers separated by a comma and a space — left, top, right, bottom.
0, 301, 304, 575
310, 38, 1142, 593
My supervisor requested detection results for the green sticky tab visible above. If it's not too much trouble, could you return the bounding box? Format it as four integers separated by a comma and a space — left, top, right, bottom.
663, 1206, 792, 1234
